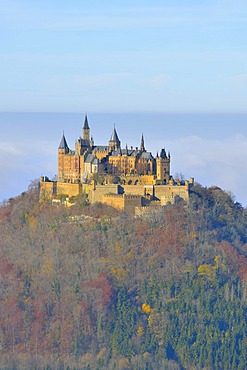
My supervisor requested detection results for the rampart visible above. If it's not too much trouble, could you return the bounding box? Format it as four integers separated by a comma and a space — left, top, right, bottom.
40, 176, 194, 215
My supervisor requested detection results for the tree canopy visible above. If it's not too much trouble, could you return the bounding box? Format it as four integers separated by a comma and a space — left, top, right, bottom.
0, 181, 247, 369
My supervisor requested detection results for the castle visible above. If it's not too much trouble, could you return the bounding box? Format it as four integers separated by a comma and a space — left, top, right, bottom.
40, 115, 194, 215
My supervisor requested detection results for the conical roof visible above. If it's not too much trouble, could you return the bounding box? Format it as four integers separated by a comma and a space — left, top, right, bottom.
160, 148, 167, 159
109, 126, 120, 143
83, 114, 89, 130
58, 133, 69, 150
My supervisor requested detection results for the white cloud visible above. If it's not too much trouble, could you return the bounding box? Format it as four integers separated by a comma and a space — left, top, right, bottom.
0, 138, 56, 200
158, 134, 247, 206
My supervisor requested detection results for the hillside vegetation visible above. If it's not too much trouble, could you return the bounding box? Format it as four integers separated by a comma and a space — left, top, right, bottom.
0, 181, 247, 369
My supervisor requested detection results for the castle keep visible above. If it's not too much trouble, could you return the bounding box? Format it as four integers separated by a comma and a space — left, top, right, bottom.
40, 115, 194, 214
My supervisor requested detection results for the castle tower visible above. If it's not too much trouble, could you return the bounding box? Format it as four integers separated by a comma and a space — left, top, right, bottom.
156, 148, 171, 184
109, 125, 121, 151
58, 133, 69, 181
140, 133, 145, 152
58, 133, 69, 154
82, 114, 90, 141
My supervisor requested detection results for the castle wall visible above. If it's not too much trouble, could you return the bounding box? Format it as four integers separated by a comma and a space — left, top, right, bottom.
102, 194, 143, 215
124, 195, 143, 216
102, 194, 125, 211
56, 182, 81, 197
91, 184, 120, 203
154, 184, 190, 205
41, 120, 194, 211
40, 181, 56, 200
120, 175, 155, 186
40, 177, 191, 210
122, 185, 145, 196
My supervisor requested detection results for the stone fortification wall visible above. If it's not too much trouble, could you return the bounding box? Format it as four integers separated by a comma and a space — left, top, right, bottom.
102, 194, 125, 211
124, 195, 143, 215
154, 184, 190, 205
91, 185, 120, 203
40, 181, 56, 200
120, 175, 156, 186
56, 182, 81, 198
102, 194, 143, 215
40, 176, 193, 213
122, 185, 145, 196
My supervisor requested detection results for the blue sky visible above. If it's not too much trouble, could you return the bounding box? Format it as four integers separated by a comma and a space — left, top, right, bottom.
1, 2, 247, 205
1, 0, 247, 112
1, 112, 247, 207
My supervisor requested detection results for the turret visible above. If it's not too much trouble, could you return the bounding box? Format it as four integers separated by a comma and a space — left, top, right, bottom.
82, 114, 90, 141
58, 132, 69, 182
109, 125, 121, 151
156, 148, 171, 184
160, 148, 167, 159
58, 132, 69, 154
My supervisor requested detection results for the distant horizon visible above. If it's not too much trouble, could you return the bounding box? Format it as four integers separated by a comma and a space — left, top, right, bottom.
1, 111, 247, 207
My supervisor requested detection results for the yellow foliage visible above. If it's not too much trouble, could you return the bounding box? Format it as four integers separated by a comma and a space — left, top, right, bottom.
190, 231, 197, 239
118, 358, 130, 369
97, 348, 106, 360
111, 267, 127, 281
29, 215, 37, 232
142, 303, 152, 314
126, 250, 134, 261
137, 326, 144, 336
42, 259, 54, 277
143, 352, 150, 360
82, 353, 93, 366
214, 255, 220, 269
114, 242, 122, 253
24, 297, 31, 304
198, 264, 216, 280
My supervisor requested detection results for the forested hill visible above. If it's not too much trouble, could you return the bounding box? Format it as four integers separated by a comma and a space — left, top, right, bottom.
1, 181, 247, 370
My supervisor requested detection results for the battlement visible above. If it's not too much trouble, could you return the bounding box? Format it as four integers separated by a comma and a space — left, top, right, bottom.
40, 115, 194, 214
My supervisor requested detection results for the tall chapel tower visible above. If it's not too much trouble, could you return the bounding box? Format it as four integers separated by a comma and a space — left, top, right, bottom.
82, 114, 90, 141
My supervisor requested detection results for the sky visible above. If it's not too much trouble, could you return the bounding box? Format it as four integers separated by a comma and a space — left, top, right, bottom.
1, 0, 247, 112
1, 112, 247, 207
0, 1, 247, 205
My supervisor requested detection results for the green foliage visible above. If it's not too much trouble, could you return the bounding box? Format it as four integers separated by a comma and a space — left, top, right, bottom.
0, 182, 247, 369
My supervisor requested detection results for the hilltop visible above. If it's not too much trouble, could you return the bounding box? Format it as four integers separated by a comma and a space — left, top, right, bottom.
0, 180, 247, 369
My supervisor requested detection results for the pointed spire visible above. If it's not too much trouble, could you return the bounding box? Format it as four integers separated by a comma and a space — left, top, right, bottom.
82, 114, 90, 142
83, 114, 89, 130
109, 125, 120, 144
58, 133, 69, 150
156, 151, 159, 158
140, 133, 145, 151
160, 148, 167, 159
